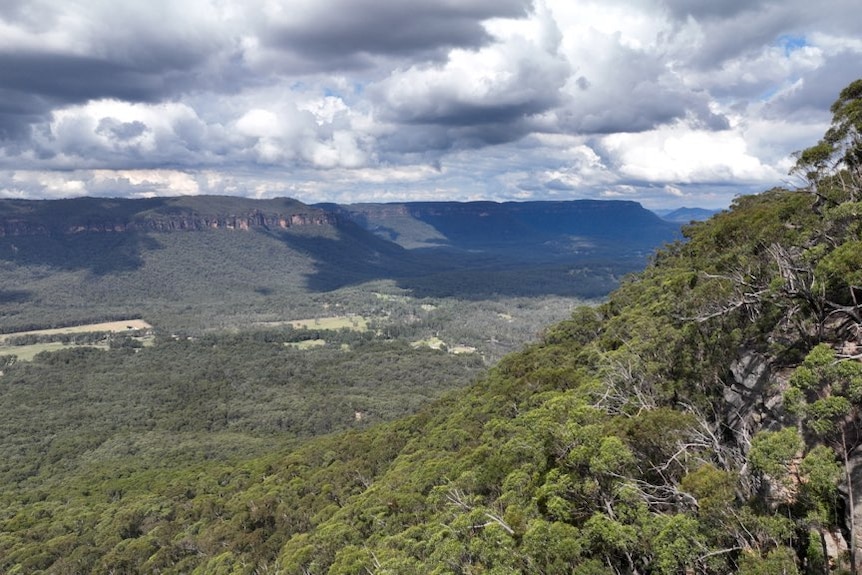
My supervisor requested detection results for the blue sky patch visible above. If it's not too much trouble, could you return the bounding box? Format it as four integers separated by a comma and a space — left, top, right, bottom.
777, 34, 808, 56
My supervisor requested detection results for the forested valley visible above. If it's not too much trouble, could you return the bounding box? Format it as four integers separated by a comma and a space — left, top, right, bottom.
2, 79, 862, 574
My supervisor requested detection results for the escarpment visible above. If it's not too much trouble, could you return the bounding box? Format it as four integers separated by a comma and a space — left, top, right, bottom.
0, 195, 338, 237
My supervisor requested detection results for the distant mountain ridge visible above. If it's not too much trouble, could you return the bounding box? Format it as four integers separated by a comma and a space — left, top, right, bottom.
318, 199, 679, 259
0, 196, 683, 329
0, 196, 681, 261
653, 206, 720, 223
0, 196, 334, 237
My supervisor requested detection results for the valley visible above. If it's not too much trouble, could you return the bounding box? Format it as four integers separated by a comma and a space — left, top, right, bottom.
29, 188, 856, 574
0, 197, 676, 498
0, 1, 855, 571
5, 180, 862, 574
0, 196, 669, 335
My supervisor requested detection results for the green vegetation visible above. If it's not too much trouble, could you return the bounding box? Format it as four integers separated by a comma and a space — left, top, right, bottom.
0, 320, 154, 362
284, 338, 328, 349
0, 195, 653, 336
285, 316, 368, 331
0, 341, 109, 362
3, 80, 862, 575
0, 329, 486, 487
0, 319, 151, 341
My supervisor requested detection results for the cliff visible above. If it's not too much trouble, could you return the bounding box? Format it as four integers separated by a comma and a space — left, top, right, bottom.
0, 196, 337, 237
320, 199, 680, 255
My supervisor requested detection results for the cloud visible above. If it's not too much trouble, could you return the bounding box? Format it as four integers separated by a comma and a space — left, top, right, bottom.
23, 100, 218, 168
601, 121, 783, 185
258, 0, 532, 70
765, 50, 862, 118
372, 4, 568, 149
0, 0, 859, 209
661, 0, 757, 21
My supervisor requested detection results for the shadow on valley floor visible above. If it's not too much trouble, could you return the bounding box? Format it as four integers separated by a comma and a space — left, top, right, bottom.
395, 261, 641, 300
271, 222, 441, 292
0, 289, 32, 305
274, 223, 644, 299
0, 232, 161, 276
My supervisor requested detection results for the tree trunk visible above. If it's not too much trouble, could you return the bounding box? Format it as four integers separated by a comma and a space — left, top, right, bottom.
845, 438, 862, 574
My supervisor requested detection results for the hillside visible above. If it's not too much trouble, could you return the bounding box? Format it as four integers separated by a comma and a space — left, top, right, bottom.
319, 200, 679, 258
0, 196, 675, 332
654, 207, 720, 223
1, 80, 861, 574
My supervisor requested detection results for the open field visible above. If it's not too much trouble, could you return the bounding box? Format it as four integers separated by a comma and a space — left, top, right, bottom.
0, 319, 155, 362
449, 345, 477, 354
286, 315, 368, 331
253, 315, 369, 332
411, 336, 476, 355
411, 336, 446, 350
284, 339, 327, 350
373, 292, 413, 303
0, 319, 152, 342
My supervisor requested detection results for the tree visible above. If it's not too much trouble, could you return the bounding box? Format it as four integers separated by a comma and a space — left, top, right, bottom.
785, 343, 862, 573
793, 79, 862, 202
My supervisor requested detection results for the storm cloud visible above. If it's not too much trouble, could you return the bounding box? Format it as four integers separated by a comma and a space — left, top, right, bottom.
0, 0, 859, 209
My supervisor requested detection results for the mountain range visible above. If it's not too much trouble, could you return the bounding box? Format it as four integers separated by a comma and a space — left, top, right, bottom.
653, 206, 720, 223
319, 199, 678, 257
0, 195, 679, 259
0, 196, 680, 332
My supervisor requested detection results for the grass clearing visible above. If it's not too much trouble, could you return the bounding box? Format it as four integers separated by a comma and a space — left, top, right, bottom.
411, 337, 476, 355
0, 319, 152, 342
255, 315, 369, 332
0, 319, 155, 362
411, 336, 446, 350
284, 339, 327, 350
373, 292, 413, 303
449, 345, 477, 354
286, 316, 368, 331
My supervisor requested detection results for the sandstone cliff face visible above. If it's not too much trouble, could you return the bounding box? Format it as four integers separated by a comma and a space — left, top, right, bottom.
126, 211, 336, 232
0, 210, 337, 237
725, 351, 786, 441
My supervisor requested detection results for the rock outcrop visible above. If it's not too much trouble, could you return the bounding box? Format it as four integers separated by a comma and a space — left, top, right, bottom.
0, 210, 337, 237
725, 351, 785, 444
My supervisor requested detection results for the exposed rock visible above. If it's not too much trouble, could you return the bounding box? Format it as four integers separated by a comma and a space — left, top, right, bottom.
822, 528, 850, 571
0, 210, 337, 237
132, 211, 337, 232
725, 351, 784, 448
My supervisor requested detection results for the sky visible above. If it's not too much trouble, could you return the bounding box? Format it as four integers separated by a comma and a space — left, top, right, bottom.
0, 0, 859, 209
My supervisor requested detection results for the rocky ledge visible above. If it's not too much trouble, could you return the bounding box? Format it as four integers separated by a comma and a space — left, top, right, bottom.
0, 210, 337, 237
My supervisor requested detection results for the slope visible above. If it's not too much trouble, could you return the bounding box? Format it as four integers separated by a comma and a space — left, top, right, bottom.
266, 187, 860, 575
655, 206, 720, 223
0, 196, 677, 332
0, 196, 442, 332
322, 199, 679, 259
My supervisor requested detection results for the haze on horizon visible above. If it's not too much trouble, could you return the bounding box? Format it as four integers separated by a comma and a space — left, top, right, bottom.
0, 0, 859, 210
